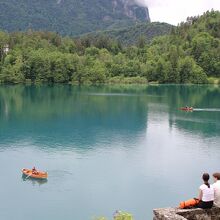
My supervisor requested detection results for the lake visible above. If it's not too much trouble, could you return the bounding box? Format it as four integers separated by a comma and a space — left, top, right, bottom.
0, 85, 220, 220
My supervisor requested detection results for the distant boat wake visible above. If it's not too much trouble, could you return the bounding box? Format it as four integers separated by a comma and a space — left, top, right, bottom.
193, 108, 220, 112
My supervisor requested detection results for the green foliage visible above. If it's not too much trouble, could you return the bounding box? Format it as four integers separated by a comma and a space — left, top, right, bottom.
84, 22, 173, 46
191, 32, 220, 76
95, 218, 108, 220
208, 77, 220, 84
0, 31, 9, 62
177, 57, 207, 84
107, 76, 147, 84
0, 54, 25, 83
94, 211, 133, 220
0, 10, 219, 84
114, 211, 133, 220
144, 10, 220, 83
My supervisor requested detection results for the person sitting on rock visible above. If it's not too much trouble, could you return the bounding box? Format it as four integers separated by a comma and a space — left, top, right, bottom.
196, 173, 214, 209
213, 172, 220, 208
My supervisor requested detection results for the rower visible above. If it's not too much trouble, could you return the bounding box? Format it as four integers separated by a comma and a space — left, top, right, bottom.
32, 166, 38, 174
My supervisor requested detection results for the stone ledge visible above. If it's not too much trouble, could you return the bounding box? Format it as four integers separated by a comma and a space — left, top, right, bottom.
153, 208, 186, 220
153, 207, 220, 220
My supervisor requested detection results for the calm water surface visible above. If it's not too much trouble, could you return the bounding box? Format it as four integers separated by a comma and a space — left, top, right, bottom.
0, 85, 220, 220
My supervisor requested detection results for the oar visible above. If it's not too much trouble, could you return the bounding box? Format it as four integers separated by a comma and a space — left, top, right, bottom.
25, 173, 32, 180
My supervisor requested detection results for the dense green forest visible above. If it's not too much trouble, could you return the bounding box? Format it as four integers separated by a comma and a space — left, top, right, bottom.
0, 0, 150, 35
0, 10, 219, 84
82, 22, 173, 46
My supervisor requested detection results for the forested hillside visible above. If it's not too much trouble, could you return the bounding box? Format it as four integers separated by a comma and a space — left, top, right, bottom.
0, 0, 150, 35
0, 10, 219, 84
82, 22, 173, 45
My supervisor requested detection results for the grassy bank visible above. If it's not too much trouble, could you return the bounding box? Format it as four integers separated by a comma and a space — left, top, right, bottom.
106, 76, 148, 84
208, 77, 220, 84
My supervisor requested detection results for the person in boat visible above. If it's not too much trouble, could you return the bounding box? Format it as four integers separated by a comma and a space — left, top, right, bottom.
32, 167, 38, 175
185, 106, 191, 110
196, 173, 214, 209
213, 172, 220, 208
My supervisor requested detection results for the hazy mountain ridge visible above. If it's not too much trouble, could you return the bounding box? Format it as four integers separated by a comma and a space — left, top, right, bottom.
0, 0, 150, 35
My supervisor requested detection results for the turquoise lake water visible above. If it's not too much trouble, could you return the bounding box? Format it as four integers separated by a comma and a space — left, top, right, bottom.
0, 85, 220, 220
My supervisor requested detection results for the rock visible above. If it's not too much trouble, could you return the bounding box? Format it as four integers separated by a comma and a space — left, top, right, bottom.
153, 206, 220, 220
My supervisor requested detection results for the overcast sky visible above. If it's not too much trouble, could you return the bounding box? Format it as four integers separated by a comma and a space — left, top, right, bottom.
138, 0, 220, 25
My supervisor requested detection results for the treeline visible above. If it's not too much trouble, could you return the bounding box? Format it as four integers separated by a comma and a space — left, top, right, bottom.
0, 10, 219, 84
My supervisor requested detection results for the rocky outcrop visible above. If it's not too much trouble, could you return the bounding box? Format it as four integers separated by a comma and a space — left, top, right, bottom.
112, 0, 150, 21
153, 207, 220, 220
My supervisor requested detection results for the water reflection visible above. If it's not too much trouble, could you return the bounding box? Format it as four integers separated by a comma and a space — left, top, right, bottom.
22, 174, 48, 186
0, 85, 149, 151
0, 85, 220, 146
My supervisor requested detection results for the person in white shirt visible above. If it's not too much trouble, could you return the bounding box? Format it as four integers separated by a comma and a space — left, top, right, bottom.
213, 173, 220, 208
196, 173, 214, 209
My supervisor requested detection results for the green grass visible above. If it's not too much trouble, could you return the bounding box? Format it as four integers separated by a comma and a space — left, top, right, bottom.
207, 77, 220, 84
107, 76, 148, 84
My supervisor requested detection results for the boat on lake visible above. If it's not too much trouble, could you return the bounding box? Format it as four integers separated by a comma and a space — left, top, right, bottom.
22, 168, 48, 179
180, 107, 194, 111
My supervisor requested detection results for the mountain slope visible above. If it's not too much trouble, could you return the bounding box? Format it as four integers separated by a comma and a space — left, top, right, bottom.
0, 0, 150, 35
83, 22, 173, 45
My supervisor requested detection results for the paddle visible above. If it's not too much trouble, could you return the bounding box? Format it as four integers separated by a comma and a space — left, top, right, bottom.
25, 172, 33, 180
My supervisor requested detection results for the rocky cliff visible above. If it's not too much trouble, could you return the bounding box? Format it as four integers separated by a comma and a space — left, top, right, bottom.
153, 207, 220, 220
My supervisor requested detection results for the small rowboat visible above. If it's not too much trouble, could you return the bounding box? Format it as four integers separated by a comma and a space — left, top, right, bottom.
22, 168, 48, 179
180, 107, 193, 111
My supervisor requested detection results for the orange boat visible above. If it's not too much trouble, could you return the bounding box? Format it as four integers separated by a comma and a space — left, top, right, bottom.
180, 107, 193, 111
22, 168, 48, 179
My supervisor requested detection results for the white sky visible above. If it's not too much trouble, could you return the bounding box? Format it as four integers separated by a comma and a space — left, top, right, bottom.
139, 0, 220, 25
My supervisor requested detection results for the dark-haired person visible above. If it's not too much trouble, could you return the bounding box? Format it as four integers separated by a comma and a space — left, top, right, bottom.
32, 166, 38, 175
213, 173, 220, 208
196, 173, 214, 209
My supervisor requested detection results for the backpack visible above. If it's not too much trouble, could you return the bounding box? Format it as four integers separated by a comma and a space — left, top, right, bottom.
179, 198, 200, 209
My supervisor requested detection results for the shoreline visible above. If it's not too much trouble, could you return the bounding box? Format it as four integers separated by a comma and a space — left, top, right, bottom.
0, 76, 219, 85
